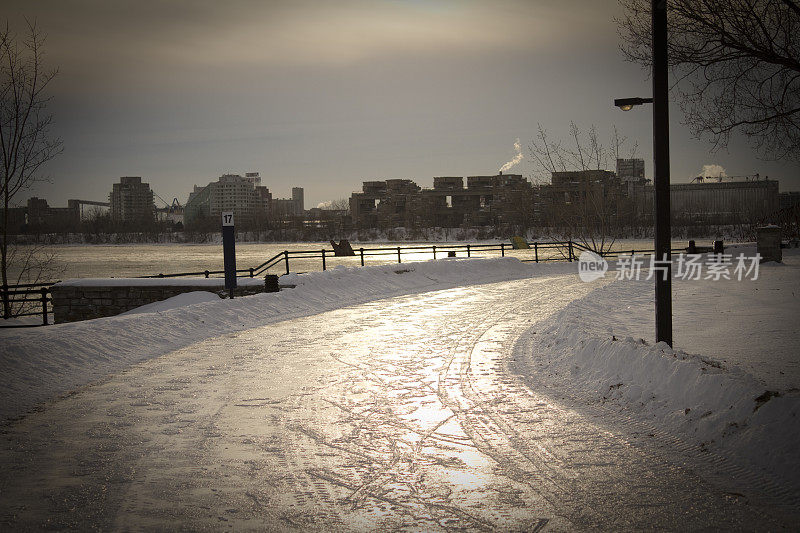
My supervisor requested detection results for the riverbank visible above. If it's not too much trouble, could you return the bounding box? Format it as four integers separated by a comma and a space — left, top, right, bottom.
8, 223, 756, 245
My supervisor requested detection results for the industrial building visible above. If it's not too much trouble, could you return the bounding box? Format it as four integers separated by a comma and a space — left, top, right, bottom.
26, 197, 81, 229
631, 175, 780, 225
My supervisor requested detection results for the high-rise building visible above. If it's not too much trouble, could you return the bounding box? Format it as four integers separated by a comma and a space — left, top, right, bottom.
109, 177, 155, 222
292, 187, 304, 213
616, 158, 645, 180
184, 172, 271, 226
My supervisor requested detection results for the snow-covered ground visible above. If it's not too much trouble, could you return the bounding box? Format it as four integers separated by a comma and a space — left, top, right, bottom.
1, 251, 797, 495
0, 258, 572, 423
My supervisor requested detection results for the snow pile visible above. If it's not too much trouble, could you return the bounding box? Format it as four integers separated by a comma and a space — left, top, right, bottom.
120, 291, 222, 315
524, 279, 800, 487
0, 257, 569, 423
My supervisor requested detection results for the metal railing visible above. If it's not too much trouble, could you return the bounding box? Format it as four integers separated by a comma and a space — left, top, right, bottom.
570, 241, 687, 258
0, 240, 711, 327
0, 283, 53, 328
141, 240, 581, 279
141, 240, 704, 280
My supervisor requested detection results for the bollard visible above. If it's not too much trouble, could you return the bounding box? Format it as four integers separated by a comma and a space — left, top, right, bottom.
249, 267, 254, 278
264, 274, 280, 292
756, 226, 781, 262
568, 241, 574, 262
688, 240, 697, 254
322, 249, 327, 271
713, 240, 724, 254
534, 242, 539, 263
432, 245, 436, 259
204, 270, 210, 278
467, 244, 471, 257
360, 248, 365, 266
284, 251, 290, 275
501, 243, 505, 257
397, 247, 402, 264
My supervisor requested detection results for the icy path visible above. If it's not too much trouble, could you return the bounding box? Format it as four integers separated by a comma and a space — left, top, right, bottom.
0, 276, 791, 530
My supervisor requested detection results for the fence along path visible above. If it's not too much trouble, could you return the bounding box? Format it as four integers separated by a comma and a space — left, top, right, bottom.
2, 240, 678, 327
144, 240, 579, 279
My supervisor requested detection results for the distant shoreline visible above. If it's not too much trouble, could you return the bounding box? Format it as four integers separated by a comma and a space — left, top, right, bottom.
7, 224, 754, 246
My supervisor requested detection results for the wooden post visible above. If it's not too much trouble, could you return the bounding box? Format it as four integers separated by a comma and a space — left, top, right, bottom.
501, 243, 505, 257
284, 251, 290, 275
204, 270, 210, 278
467, 244, 471, 257
432, 245, 436, 259
2, 284, 8, 320
568, 241, 574, 262
397, 246, 401, 263
534, 243, 539, 263
41, 288, 49, 326
360, 248, 365, 266
249, 268, 254, 278
322, 249, 327, 271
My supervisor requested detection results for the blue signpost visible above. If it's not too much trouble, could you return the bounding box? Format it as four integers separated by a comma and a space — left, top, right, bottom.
222, 211, 236, 298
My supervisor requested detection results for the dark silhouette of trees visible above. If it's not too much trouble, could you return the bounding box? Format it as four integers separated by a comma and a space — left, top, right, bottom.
618, 0, 800, 160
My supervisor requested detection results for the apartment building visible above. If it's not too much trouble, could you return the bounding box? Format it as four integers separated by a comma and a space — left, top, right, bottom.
109, 177, 155, 222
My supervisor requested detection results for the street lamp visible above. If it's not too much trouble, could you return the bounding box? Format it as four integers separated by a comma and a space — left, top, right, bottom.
614, 0, 672, 347
614, 97, 653, 111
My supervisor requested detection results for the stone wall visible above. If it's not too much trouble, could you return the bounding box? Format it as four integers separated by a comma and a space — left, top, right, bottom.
51, 275, 279, 323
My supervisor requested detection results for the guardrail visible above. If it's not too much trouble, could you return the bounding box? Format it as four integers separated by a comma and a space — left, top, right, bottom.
0, 240, 711, 327
141, 240, 580, 279
0, 283, 53, 328
140, 240, 699, 279
570, 241, 687, 258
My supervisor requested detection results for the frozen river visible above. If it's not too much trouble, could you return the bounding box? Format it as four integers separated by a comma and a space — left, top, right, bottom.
16, 239, 693, 280
1, 274, 794, 530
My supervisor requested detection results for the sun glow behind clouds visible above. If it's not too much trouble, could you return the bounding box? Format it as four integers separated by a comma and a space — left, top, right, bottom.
65, 1, 562, 69
164, 7, 531, 67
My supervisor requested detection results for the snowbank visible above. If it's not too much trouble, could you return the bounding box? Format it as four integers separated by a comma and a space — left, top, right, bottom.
0, 257, 571, 423
119, 291, 222, 315
521, 275, 800, 488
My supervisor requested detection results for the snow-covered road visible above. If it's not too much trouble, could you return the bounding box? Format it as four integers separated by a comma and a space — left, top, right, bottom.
0, 275, 794, 530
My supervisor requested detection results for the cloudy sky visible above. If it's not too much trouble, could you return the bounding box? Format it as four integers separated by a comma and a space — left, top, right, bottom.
7, 0, 800, 209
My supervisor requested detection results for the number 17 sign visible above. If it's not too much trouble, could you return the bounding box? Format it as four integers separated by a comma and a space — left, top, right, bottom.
222, 211, 236, 295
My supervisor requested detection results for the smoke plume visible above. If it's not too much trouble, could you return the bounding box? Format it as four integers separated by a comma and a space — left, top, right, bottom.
499, 138, 524, 173
699, 164, 726, 178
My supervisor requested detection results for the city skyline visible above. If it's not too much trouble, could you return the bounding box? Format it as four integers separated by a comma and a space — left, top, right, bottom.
5, 0, 800, 209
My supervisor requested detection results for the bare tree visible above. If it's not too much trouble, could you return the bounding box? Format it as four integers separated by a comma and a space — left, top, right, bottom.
326, 197, 351, 214
529, 123, 638, 254
1, 20, 62, 316
618, 0, 800, 160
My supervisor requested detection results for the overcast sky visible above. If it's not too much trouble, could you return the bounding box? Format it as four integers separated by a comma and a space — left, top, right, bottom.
7, 0, 800, 209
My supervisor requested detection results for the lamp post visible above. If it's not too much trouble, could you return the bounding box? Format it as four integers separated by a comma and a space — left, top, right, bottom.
614, 0, 673, 347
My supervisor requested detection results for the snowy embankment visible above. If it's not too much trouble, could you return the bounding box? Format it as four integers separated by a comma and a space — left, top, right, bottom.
0, 258, 571, 423
519, 253, 800, 489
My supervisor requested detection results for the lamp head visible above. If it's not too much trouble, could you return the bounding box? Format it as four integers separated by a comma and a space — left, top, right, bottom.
614, 97, 653, 111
